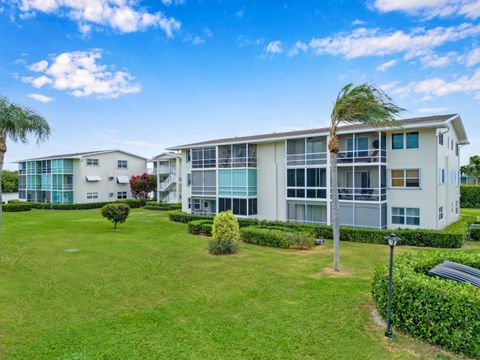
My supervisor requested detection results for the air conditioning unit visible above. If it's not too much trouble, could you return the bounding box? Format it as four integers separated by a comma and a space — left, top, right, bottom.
108, 176, 114, 181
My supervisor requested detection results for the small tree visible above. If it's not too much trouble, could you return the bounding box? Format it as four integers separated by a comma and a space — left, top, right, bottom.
101, 203, 130, 229
129, 173, 157, 201
461, 155, 480, 185
209, 211, 240, 255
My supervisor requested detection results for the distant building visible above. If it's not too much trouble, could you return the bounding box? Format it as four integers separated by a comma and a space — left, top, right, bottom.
168, 114, 468, 230
151, 152, 182, 203
17, 150, 147, 204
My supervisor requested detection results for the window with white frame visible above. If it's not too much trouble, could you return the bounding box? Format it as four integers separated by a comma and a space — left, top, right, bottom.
87, 192, 98, 199
439, 169, 445, 184
186, 149, 191, 163
439, 206, 444, 220
117, 160, 128, 169
451, 201, 454, 214
392, 207, 420, 226
439, 133, 444, 145
117, 191, 127, 199
188, 197, 191, 209
455, 200, 459, 214
86, 158, 99, 166
187, 173, 191, 186
390, 169, 420, 188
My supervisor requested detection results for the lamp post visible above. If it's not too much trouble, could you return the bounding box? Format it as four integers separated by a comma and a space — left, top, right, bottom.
385, 233, 399, 340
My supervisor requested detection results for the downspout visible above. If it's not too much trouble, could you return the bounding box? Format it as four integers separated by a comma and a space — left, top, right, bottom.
437, 127, 450, 228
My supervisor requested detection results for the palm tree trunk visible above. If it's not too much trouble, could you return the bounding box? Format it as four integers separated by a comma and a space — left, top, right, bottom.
330, 150, 340, 272
0, 149, 4, 227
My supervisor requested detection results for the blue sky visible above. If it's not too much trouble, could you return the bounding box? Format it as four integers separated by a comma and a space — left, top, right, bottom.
1, 0, 480, 169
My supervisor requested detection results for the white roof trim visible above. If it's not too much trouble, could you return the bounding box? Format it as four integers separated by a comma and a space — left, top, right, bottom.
86, 176, 102, 182
117, 175, 130, 184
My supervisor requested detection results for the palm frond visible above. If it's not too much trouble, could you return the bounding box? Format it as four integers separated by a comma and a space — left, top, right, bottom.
0, 96, 51, 144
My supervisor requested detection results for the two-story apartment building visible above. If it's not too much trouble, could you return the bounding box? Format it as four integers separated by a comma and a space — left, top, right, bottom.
168, 114, 468, 230
17, 150, 147, 204
151, 152, 182, 203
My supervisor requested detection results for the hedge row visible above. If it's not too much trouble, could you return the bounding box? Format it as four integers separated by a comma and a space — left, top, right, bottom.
169, 211, 465, 248
2, 199, 146, 211
372, 251, 480, 358
240, 225, 316, 249
460, 185, 480, 208
144, 202, 181, 211
2, 202, 32, 212
187, 220, 213, 236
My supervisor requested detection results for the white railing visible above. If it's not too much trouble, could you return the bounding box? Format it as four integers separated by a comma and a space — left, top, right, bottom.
218, 156, 257, 168
160, 191, 177, 203
286, 152, 327, 166
337, 149, 387, 164
159, 175, 175, 191
191, 185, 216, 196
338, 187, 387, 201
158, 165, 172, 174
192, 158, 216, 169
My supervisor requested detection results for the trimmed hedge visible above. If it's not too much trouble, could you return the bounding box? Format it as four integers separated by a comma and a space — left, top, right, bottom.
170, 211, 464, 248
188, 220, 213, 236
144, 202, 181, 211
26, 199, 146, 210
240, 225, 316, 249
372, 251, 480, 358
460, 185, 480, 208
1, 202, 32, 212
469, 225, 480, 241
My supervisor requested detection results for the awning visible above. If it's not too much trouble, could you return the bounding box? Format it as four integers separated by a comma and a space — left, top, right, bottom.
117, 176, 130, 184
86, 176, 102, 182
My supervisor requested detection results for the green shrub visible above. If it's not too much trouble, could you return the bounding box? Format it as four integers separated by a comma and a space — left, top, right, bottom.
101, 203, 130, 229
1, 202, 32, 212
188, 220, 213, 236
7, 199, 20, 204
145, 202, 181, 211
372, 251, 480, 358
469, 226, 480, 240
209, 211, 240, 255
26, 199, 145, 210
169, 212, 464, 249
460, 185, 480, 208
240, 225, 315, 249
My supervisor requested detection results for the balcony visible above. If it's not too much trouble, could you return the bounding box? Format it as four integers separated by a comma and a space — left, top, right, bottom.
338, 187, 386, 202
286, 136, 327, 167
218, 144, 257, 168
337, 132, 387, 164
192, 147, 216, 169
337, 165, 386, 202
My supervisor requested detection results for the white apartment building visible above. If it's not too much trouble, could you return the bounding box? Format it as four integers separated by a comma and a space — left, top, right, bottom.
152, 152, 182, 203
17, 150, 147, 204
168, 114, 468, 230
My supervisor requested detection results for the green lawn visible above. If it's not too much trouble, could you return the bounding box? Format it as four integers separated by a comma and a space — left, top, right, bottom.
0, 209, 478, 359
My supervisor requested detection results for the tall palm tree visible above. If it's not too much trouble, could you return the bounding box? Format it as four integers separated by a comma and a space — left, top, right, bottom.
329, 84, 404, 272
0, 96, 50, 225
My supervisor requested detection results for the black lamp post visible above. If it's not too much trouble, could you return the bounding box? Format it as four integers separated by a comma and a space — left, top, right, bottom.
385, 233, 399, 340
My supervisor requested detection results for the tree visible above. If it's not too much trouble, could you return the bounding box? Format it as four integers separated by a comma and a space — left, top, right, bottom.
129, 173, 157, 201
1, 170, 18, 193
461, 155, 480, 185
101, 203, 130, 229
329, 84, 404, 272
0, 97, 50, 225
209, 211, 240, 255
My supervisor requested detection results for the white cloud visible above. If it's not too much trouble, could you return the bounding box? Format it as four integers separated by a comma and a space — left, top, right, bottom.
28, 93, 54, 103
419, 51, 459, 67
235, 9, 244, 18
376, 59, 397, 71
351, 19, 366, 25
373, 0, 480, 19
236, 35, 265, 48
192, 36, 205, 45
161, 0, 185, 5
417, 107, 449, 113
308, 23, 480, 59
466, 48, 480, 66
17, 0, 181, 36
287, 41, 308, 57
23, 50, 141, 99
265, 40, 283, 54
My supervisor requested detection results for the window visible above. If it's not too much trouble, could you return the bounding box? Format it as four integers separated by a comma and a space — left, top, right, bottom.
117, 160, 128, 169
439, 133, 444, 145
392, 133, 404, 149
233, 198, 247, 216
87, 192, 98, 200
248, 198, 257, 215
287, 169, 305, 198
86, 158, 99, 166
392, 207, 420, 226
188, 197, 191, 209
187, 173, 191, 186
439, 206, 444, 221
193, 198, 201, 211
451, 139, 454, 150
406, 132, 419, 149
117, 191, 127, 199
451, 201, 454, 214
455, 200, 459, 214
306, 168, 327, 198
390, 169, 420, 188
455, 143, 459, 156
186, 149, 191, 163
439, 169, 445, 184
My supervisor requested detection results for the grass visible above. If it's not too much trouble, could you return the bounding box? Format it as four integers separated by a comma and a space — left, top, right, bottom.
0, 209, 478, 359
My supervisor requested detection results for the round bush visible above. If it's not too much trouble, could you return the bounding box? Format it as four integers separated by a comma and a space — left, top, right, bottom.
209, 211, 239, 255
101, 203, 130, 229
372, 251, 480, 358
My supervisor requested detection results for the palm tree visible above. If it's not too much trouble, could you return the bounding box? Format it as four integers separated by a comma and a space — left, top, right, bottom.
329, 84, 404, 272
0, 96, 50, 225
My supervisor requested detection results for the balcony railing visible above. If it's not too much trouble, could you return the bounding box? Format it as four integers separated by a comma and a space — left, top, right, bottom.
191, 185, 216, 196
192, 158, 216, 169
337, 149, 386, 164
338, 187, 387, 201
158, 165, 172, 174
218, 156, 257, 168
159, 175, 175, 191
286, 152, 327, 166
